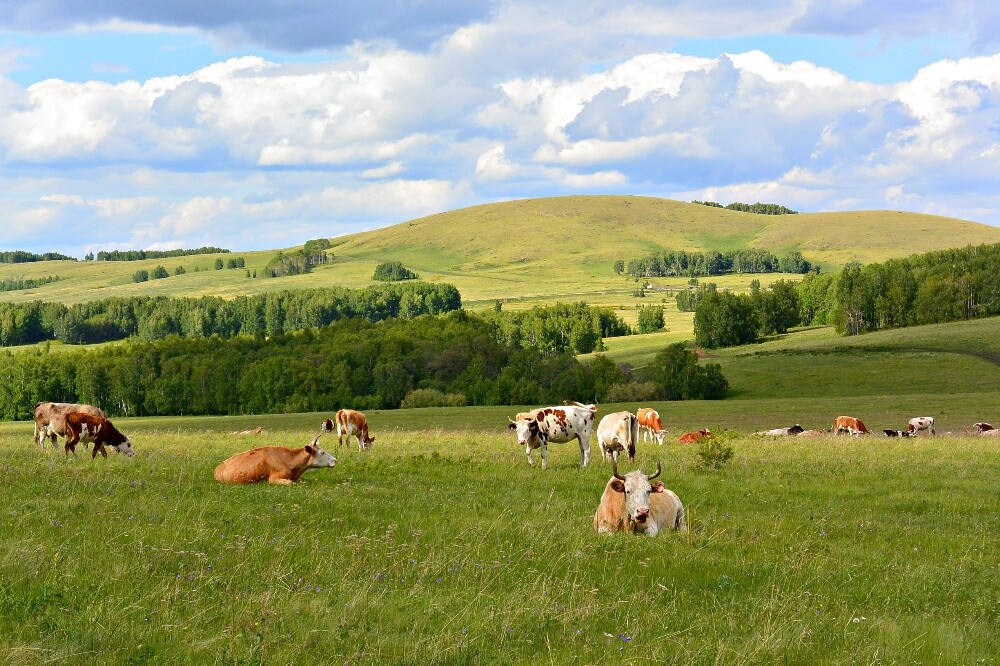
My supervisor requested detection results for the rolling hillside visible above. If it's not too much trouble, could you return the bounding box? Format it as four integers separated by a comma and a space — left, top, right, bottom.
3, 196, 999, 317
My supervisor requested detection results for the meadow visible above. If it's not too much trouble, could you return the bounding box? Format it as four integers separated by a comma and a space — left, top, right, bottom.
2, 399, 1000, 665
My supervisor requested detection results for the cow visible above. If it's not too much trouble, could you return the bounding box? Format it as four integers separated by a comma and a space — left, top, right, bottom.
325, 409, 375, 451
678, 429, 711, 444
754, 424, 804, 436
976, 425, 1000, 437
231, 427, 264, 435
596, 411, 639, 463
214, 436, 337, 485
974, 422, 996, 434
62, 412, 135, 460
636, 407, 665, 445
907, 417, 935, 436
594, 461, 686, 537
33, 402, 106, 449
883, 429, 913, 438
797, 429, 829, 437
834, 416, 869, 436
507, 404, 596, 468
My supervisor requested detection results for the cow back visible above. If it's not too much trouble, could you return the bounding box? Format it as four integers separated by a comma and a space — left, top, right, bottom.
214, 446, 309, 484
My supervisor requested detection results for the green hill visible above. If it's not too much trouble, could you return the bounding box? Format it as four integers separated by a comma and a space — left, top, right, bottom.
3, 196, 1000, 316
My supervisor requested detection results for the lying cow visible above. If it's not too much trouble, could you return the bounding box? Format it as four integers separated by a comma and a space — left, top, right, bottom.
231, 427, 264, 435
594, 461, 685, 537
508, 404, 596, 468
974, 422, 996, 434
596, 411, 639, 463
907, 416, 935, 436
34, 401, 106, 448
678, 429, 711, 444
754, 424, 804, 436
834, 416, 869, 436
636, 407, 665, 445
883, 429, 913, 438
214, 436, 337, 485
976, 423, 1000, 437
63, 412, 135, 459
323, 409, 375, 451
797, 429, 829, 437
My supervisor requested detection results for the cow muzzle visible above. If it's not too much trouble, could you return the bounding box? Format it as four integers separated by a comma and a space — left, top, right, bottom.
634, 508, 649, 523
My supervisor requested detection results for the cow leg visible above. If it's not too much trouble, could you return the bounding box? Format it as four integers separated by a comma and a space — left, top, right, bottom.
268, 475, 294, 485
540, 440, 547, 470
628, 442, 636, 462
578, 435, 590, 467
525, 443, 534, 466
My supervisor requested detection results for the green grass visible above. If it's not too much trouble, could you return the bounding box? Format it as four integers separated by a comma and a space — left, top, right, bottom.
2, 404, 1000, 664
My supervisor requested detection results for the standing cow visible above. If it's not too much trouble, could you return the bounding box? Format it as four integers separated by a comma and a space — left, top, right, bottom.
636, 407, 665, 445
508, 404, 597, 469
63, 412, 135, 459
597, 411, 639, 463
834, 416, 869, 436
34, 402, 106, 448
323, 409, 375, 451
594, 461, 685, 536
907, 417, 935, 436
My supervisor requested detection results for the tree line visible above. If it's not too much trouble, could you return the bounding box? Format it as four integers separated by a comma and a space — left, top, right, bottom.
692, 200, 799, 215
481, 302, 631, 355
620, 249, 813, 279
0, 276, 60, 292
0, 311, 727, 420
0, 283, 461, 347
0, 251, 75, 263
92, 247, 230, 261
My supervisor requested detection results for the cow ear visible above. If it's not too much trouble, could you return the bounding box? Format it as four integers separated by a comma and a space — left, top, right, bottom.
651, 482, 665, 493
508, 422, 517, 430
305, 445, 316, 455
610, 479, 625, 493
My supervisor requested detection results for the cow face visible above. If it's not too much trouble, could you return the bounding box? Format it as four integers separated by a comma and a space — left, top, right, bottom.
361, 433, 375, 450
321, 419, 334, 433
509, 418, 541, 448
788, 424, 804, 435
975, 422, 995, 434
610, 462, 663, 530
306, 440, 338, 468
112, 437, 136, 457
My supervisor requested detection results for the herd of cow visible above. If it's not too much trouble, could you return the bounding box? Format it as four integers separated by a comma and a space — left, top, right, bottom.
28, 400, 1000, 538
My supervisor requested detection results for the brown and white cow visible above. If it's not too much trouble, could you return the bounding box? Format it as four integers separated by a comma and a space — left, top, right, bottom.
594, 461, 685, 536
834, 416, 869, 436
678, 429, 711, 444
596, 411, 639, 463
754, 424, 805, 436
907, 417, 935, 436
34, 401, 106, 448
324, 409, 375, 451
636, 407, 665, 445
214, 436, 337, 485
63, 412, 135, 459
507, 404, 596, 468
974, 422, 996, 434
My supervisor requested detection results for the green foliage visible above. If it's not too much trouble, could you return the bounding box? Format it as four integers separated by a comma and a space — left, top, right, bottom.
400, 388, 468, 408
0, 275, 59, 292
214, 258, 224, 270
131, 269, 149, 283
796, 273, 837, 325
636, 305, 664, 334
753, 279, 801, 335
173, 265, 186, 276
695, 437, 735, 469
694, 291, 759, 348
693, 200, 799, 215
261, 249, 324, 278
676, 282, 716, 312
644, 342, 729, 400
613, 259, 624, 274
151, 265, 169, 280
482, 302, 630, 355
0, 250, 76, 263
96, 247, 229, 261
625, 248, 812, 279
373, 261, 419, 282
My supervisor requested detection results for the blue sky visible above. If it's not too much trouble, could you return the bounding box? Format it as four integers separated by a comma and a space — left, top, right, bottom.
0, 0, 999, 255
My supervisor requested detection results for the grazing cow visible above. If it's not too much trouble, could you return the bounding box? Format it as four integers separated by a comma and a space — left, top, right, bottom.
508, 404, 596, 468
214, 437, 337, 485
678, 429, 711, 444
907, 417, 935, 436
636, 407, 665, 445
594, 461, 685, 536
834, 416, 869, 436
596, 411, 640, 463
754, 424, 805, 436
797, 429, 828, 437
883, 429, 913, 438
33, 402, 106, 448
63, 412, 135, 459
328, 409, 375, 451
974, 422, 996, 434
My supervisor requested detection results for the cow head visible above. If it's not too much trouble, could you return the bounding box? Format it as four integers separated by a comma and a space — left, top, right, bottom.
321, 418, 334, 433
509, 417, 541, 447
113, 436, 136, 457
975, 422, 995, 434
788, 424, 804, 435
609, 460, 664, 531
306, 437, 338, 468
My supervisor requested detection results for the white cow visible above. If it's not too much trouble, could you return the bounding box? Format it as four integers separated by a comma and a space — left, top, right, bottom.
593, 461, 686, 537
596, 411, 639, 463
508, 404, 597, 469
754, 424, 805, 436
907, 416, 935, 436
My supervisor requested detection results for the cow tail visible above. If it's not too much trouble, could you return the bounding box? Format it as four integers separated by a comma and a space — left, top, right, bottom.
675, 503, 687, 531
630, 413, 639, 450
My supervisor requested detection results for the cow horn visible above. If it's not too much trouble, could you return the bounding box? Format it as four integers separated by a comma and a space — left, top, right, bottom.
646, 461, 662, 481
612, 460, 625, 481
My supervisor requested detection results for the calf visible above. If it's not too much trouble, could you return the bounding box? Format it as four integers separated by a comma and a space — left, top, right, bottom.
34, 401, 106, 448
678, 429, 711, 444
63, 412, 135, 459
594, 461, 685, 537
330, 409, 375, 451
508, 404, 596, 468
636, 407, 665, 445
907, 416, 935, 436
214, 437, 337, 485
596, 411, 639, 463
834, 416, 869, 436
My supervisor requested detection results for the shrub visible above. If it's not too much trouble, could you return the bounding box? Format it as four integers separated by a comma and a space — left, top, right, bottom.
214, 258, 224, 270
603, 381, 659, 403
373, 261, 419, 282
636, 305, 664, 334
132, 270, 149, 283
174, 266, 186, 275
696, 437, 734, 470
151, 265, 169, 279
400, 388, 468, 409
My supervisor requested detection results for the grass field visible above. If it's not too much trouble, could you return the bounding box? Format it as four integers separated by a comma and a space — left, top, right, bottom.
2, 401, 1000, 664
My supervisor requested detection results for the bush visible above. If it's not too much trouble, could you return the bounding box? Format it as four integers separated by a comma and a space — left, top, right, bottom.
174, 266, 186, 275
132, 270, 149, 283
603, 381, 659, 403
373, 261, 419, 282
696, 437, 734, 470
400, 388, 469, 408
636, 305, 664, 334
151, 265, 169, 279
214, 259, 224, 270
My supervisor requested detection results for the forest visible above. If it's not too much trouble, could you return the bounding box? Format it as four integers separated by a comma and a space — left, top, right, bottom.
93, 247, 230, 261
621, 249, 813, 278
0, 312, 725, 420
0, 251, 75, 263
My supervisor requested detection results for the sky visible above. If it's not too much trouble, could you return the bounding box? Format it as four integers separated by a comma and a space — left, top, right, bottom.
1, 0, 999, 256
